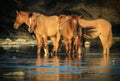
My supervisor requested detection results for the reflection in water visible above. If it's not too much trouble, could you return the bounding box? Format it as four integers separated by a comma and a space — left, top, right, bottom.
32, 55, 82, 81
0, 46, 120, 81
82, 54, 110, 80
100, 55, 110, 79
33, 55, 60, 81
29, 54, 111, 81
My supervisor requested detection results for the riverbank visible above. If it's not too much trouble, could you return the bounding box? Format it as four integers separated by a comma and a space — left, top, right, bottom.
0, 37, 119, 48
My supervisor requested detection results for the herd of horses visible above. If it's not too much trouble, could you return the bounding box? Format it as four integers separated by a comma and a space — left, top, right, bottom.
14, 11, 113, 56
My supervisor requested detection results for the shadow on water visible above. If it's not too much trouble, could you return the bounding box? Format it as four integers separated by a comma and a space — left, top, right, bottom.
0, 42, 120, 81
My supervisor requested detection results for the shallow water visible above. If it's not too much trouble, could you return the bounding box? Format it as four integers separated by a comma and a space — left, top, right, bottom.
0, 42, 120, 81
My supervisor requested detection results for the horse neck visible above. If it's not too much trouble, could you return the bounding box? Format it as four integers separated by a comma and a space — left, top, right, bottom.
30, 14, 41, 31
24, 13, 38, 28
66, 21, 75, 34
69, 19, 78, 32
24, 17, 31, 28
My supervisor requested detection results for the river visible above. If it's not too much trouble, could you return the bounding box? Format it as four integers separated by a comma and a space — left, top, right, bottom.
0, 41, 120, 81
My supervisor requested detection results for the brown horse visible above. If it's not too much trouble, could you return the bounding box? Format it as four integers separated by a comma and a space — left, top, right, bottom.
59, 15, 83, 55
78, 17, 113, 54
14, 11, 61, 55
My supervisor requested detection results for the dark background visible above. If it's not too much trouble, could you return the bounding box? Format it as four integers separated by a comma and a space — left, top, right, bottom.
0, 0, 120, 39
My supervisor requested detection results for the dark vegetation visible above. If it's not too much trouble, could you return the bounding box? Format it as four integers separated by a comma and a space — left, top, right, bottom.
0, 0, 120, 39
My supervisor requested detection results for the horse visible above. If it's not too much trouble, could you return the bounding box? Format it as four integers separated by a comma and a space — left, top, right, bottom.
59, 15, 83, 55
78, 16, 113, 54
14, 11, 61, 55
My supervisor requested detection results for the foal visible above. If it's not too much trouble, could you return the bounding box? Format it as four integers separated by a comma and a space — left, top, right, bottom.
59, 15, 83, 55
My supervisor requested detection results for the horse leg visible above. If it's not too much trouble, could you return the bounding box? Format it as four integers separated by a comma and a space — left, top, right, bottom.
50, 37, 56, 53
54, 32, 61, 53
78, 36, 83, 55
68, 42, 71, 55
70, 44, 74, 55
77, 39, 82, 55
64, 40, 69, 55
64, 40, 72, 55
50, 33, 61, 54
36, 34, 42, 55
99, 35, 109, 54
70, 38, 75, 55
105, 28, 113, 54
42, 34, 49, 56
107, 28, 113, 54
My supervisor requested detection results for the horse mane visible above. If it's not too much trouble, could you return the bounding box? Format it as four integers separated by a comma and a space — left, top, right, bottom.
29, 12, 33, 18
17, 11, 33, 18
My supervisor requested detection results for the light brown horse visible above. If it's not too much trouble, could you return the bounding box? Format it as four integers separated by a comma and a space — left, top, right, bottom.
14, 11, 61, 55
78, 16, 113, 54
59, 15, 83, 55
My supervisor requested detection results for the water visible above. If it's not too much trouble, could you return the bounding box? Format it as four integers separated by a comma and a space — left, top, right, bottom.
0, 42, 120, 81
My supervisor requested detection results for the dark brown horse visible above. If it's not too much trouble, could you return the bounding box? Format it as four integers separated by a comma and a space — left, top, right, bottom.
14, 11, 61, 55
78, 16, 113, 54
59, 15, 83, 55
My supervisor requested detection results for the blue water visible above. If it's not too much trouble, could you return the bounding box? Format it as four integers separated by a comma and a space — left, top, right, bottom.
0, 45, 120, 81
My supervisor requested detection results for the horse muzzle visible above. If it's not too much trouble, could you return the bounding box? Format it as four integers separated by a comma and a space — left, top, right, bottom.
14, 23, 19, 29
28, 28, 34, 33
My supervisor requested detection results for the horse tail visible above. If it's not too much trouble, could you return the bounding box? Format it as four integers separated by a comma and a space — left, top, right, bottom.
108, 24, 113, 48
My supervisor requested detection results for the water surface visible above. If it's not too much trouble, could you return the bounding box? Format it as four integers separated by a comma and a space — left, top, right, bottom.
0, 42, 120, 81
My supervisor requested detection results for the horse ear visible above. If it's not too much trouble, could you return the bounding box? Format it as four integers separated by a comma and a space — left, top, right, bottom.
16, 11, 20, 14
16, 11, 18, 14
29, 13, 33, 18
59, 15, 63, 18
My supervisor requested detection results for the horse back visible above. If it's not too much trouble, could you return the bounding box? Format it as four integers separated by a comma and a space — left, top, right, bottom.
97, 19, 111, 27
45, 16, 59, 27
35, 15, 59, 36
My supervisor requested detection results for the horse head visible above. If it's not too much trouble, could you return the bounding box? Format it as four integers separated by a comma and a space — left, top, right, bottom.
59, 15, 80, 34
59, 15, 67, 24
70, 15, 80, 35
14, 11, 32, 29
